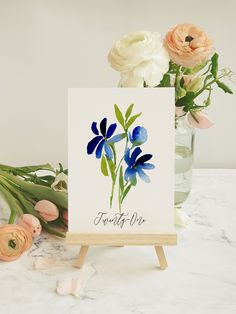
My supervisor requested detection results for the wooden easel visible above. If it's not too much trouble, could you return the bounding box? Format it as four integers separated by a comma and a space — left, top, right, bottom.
66, 233, 177, 270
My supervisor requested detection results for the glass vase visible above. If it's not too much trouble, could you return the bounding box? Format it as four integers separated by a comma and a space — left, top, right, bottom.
175, 116, 195, 205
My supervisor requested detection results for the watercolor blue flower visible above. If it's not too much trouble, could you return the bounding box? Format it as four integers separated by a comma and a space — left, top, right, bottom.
124, 147, 155, 185
87, 117, 124, 159
129, 126, 147, 146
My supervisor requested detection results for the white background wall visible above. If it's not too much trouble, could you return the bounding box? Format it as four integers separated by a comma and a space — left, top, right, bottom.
0, 0, 235, 168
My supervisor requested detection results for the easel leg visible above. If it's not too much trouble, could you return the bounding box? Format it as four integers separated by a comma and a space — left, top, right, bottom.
154, 246, 168, 270
74, 245, 89, 268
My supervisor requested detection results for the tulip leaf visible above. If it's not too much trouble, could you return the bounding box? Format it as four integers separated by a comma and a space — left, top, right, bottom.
101, 155, 109, 176
211, 53, 219, 78
125, 104, 134, 120
216, 80, 233, 94
126, 112, 142, 129
119, 166, 124, 194
114, 104, 125, 128
121, 184, 132, 202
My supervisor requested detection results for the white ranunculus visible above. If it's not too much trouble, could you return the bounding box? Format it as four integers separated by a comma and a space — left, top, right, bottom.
108, 31, 170, 87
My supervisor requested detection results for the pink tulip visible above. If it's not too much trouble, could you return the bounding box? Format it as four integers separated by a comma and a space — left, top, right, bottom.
18, 214, 42, 238
187, 112, 213, 129
63, 210, 68, 226
35, 200, 59, 222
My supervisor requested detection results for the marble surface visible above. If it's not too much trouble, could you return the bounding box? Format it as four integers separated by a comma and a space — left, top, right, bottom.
0, 169, 236, 314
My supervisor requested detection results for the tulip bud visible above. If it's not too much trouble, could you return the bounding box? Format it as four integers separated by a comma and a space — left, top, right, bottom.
51, 173, 68, 192
129, 126, 147, 146
63, 210, 68, 226
18, 214, 42, 238
35, 200, 59, 221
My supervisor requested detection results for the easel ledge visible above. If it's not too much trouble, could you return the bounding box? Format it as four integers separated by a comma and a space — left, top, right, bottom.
66, 233, 177, 270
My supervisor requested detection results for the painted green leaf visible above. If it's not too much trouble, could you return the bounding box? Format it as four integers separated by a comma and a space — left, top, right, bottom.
216, 80, 233, 94
101, 155, 109, 176
211, 53, 219, 78
114, 104, 125, 128
126, 112, 142, 129
121, 185, 132, 202
119, 166, 124, 194
125, 104, 134, 120
106, 157, 116, 181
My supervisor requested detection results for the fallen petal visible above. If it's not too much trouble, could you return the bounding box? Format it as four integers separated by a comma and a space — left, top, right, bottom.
34, 256, 59, 270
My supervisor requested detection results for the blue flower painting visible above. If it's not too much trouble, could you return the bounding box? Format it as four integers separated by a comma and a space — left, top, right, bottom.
124, 147, 155, 186
86, 104, 155, 212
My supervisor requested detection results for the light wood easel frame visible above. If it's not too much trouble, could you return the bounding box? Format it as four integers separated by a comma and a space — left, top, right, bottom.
66, 233, 177, 270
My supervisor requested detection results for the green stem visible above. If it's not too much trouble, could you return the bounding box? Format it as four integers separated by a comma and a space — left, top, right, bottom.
194, 73, 226, 98
109, 133, 129, 210
118, 186, 121, 213
110, 180, 115, 208
0, 171, 67, 209
8, 211, 17, 224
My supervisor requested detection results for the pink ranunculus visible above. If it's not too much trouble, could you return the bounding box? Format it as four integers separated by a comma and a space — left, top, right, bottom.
18, 214, 42, 238
187, 112, 213, 129
34, 200, 59, 222
164, 23, 213, 68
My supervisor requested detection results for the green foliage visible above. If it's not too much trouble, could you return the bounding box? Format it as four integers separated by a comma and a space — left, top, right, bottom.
175, 91, 195, 107
158, 74, 171, 87
216, 80, 233, 94
106, 157, 116, 182
121, 185, 132, 202
114, 104, 125, 128
211, 53, 219, 78
101, 155, 109, 176
125, 104, 134, 120
119, 166, 124, 194
126, 112, 142, 129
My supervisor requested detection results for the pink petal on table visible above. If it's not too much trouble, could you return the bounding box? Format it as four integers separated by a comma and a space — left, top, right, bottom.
56, 278, 82, 298
187, 112, 214, 129
33, 256, 59, 270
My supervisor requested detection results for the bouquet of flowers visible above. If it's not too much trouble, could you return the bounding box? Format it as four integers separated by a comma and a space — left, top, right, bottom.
0, 163, 68, 261
108, 23, 234, 128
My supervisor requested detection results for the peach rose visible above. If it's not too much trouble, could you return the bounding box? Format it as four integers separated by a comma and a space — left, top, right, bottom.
0, 224, 32, 261
164, 23, 213, 68
18, 214, 42, 238
35, 200, 59, 222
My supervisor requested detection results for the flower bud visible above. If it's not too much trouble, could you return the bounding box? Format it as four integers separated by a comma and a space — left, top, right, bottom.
35, 200, 59, 222
129, 126, 147, 146
63, 210, 68, 226
18, 214, 42, 238
51, 173, 68, 192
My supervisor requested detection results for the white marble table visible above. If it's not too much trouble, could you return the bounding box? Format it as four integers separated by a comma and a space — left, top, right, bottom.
0, 169, 236, 314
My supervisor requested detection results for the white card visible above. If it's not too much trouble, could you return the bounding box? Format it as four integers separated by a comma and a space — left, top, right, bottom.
68, 88, 175, 234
